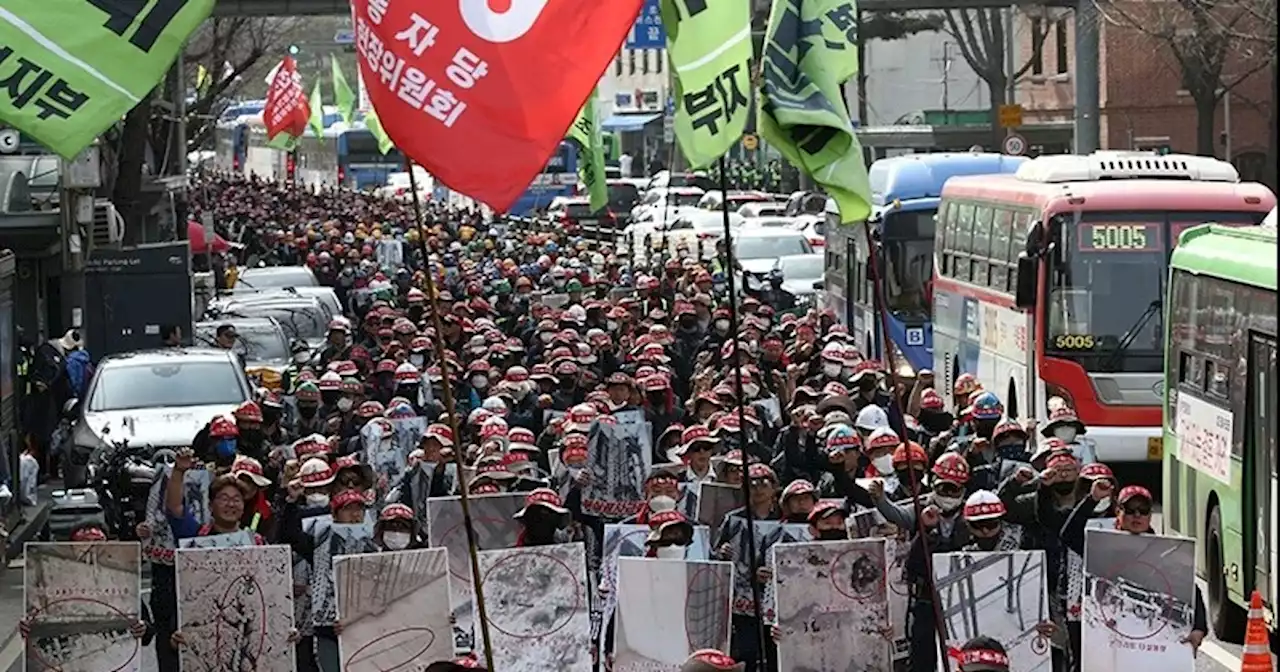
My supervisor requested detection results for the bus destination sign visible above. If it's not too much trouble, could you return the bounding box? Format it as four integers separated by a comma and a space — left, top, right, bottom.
1079, 223, 1164, 252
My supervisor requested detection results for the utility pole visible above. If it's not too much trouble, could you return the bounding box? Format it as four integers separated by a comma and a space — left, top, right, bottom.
59, 145, 101, 345
932, 42, 953, 122
1073, 0, 1100, 153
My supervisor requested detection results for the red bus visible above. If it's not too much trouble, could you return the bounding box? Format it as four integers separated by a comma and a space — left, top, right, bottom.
931, 152, 1275, 462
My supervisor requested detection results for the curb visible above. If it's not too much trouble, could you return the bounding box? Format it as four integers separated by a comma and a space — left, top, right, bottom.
3, 502, 49, 563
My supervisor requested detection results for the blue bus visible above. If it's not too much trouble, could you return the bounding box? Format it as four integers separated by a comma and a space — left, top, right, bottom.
214, 121, 250, 173
823, 152, 1027, 373
287, 125, 404, 190
508, 141, 578, 216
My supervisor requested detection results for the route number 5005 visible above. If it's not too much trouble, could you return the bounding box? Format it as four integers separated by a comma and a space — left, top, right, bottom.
1054, 334, 1096, 349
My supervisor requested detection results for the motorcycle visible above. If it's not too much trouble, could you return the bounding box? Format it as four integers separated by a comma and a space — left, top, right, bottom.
88, 441, 167, 541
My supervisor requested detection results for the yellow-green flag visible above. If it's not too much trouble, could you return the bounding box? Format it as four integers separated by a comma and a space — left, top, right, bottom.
266, 132, 299, 152
758, 0, 871, 223
331, 55, 357, 126
566, 91, 608, 212
660, 0, 753, 169
365, 109, 394, 155
308, 81, 325, 139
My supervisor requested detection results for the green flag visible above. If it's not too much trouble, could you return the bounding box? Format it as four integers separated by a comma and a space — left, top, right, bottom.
308, 81, 325, 139
660, 0, 753, 169
758, 0, 871, 223
0, 0, 214, 158
566, 91, 608, 212
365, 108, 394, 155
331, 55, 357, 126
266, 131, 299, 152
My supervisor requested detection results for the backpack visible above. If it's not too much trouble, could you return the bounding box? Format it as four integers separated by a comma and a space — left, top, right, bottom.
65, 350, 95, 398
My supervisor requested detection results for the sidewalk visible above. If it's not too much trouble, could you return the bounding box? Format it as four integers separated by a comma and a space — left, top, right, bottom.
2, 485, 53, 563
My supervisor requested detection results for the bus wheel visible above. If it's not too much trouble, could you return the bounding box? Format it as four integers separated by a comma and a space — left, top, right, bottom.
1207, 506, 1247, 642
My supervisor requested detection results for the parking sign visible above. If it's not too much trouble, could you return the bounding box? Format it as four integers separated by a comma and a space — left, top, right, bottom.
627, 0, 666, 48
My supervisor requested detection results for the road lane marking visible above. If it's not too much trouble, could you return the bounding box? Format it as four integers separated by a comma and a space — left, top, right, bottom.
1199, 638, 1242, 670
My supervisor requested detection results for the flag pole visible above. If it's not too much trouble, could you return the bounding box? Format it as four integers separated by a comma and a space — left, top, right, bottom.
405, 165, 497, 670
717, 155, 771, 670
859, 216, 952, 671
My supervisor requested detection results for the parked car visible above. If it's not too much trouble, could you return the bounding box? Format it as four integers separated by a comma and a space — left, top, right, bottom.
62, 348, 253, 488
212, 295, 332, 350
194, 317, 291, 390
697, 190, 771, 212
772, 253, 825, 306
630, 186, 706, 222
738, 201, 787, 218
234, 265, 319, 290
546, 196, 619, 241
733, 227, 816, 274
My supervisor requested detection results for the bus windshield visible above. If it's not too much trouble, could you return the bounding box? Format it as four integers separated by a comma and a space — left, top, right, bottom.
882, 209, 935, 319
1047, 211, 1263, 372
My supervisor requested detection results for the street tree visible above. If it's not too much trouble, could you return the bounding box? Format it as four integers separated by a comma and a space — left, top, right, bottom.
1099, 0, 1276, 159
942, 8, 1051, 147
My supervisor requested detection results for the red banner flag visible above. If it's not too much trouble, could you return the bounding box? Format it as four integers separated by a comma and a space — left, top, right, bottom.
349, 0, 645, 212
264, 56, 310, 141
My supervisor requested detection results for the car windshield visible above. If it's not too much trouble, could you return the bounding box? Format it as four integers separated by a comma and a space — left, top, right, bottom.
87, 362, 245, 412
736, 235, 812, 260
566, 202, 595, 217
881, 209, 936, 319
1048, 210, 1264, 373
672, 192, 703, 207
608, 183, 640, 210
779, 255, 824, 280
234, 304, 327, 341
195, 324, 288, 363
237, 269, 317, 289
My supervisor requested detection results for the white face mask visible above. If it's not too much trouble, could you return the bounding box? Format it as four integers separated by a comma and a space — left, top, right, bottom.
1053, 427, 1078, 443
742, 383, 760, 398
336, 397, 354, 412
714, 319, 730, 333
607, 320, 619, 331
539, 332, 555, 344
409, 354, 426, 368
934, 495, 963, 512
383, 531, 411, 550
654, 545, 686, 559
306, 493, 330, 508
872, 454, 895, 476
293, 352, 309, 364
823, 363, 843, 378
471, 375, 489, 389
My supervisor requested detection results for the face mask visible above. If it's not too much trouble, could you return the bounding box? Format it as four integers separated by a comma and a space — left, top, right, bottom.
1093, 497, 1112, 514
974, 419, 999, 439
215, 438, 238, 460
306, 493, 330, 508
298, 404, 318, 419
539, 332, 554, 344
409, 354, 426, 368
606, 320, 619, 332
383, 531, 412, 550
742, 383, 760, 398
919, 410, 952, 434
872, 454, 895, 475
714, 319, 730, 333
817, 529, 848, 541
396, 385, 419, 399
654, 544, 686, 559
1053, 427, 1078, 443
471, 375, 489, 389
857, 376, 877, 393
336, 397, 354, 413
934, 495, 963, 512
293, 353, 309, 364
823, 363, 843, 378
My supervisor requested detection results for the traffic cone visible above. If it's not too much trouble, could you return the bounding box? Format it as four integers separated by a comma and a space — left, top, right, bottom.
1239, 590, 1273, 672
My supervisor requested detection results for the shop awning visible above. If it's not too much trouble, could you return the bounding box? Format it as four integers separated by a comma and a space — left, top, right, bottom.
600, 113, 662, 133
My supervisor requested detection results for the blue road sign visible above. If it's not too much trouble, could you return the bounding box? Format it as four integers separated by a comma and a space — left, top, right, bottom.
334, 29, 355, 44
626, 0, 666, 48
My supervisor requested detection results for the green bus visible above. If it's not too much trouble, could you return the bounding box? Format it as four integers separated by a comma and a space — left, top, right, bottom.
1162, 221, 1276, 641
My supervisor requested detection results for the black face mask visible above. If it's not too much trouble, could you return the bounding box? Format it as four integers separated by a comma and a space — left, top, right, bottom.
298, 404, 319, 419
321, 391, 341, 407
858, 377, 877, 393
377, 373, 395, 388
679, 316, 697, 330
396, 384, 419, 399
817, 529, 848, 541
240, 428, 263, 446
408, 307, 425, 322
1050, 481, 1076, 496
262, 408, 282, 426
521, 509, 561, 535
919, 410, 953, 434
974, 534, 1002, 551
648, 392, 666, 405
973, 419, 999, 439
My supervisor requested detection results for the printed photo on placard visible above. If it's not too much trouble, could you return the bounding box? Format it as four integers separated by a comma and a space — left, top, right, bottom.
478, 542, 593, 671
933, 551, 1051, 672
612, 558, 734, 672
335, 548, 453, 671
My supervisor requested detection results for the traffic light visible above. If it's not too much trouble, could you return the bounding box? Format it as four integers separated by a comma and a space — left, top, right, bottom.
1156, 145, 1171, 155
288, 44, 299, 55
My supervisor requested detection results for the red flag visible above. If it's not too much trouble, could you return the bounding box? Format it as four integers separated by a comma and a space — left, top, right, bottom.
348, 0, 644, 212
263, 56, 310, 141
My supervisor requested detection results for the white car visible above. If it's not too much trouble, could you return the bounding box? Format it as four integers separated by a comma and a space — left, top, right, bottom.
696, 190, 772, 212
375, 168, 433, 202
738, 202, 787, 218
789, 214, 826, 248
630, 186, 706, 222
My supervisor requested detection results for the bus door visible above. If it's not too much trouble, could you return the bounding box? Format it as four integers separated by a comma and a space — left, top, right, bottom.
1248, 333, 1276, 607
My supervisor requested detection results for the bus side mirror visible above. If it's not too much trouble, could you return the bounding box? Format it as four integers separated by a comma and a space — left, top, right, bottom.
1014, 253, 1038, 310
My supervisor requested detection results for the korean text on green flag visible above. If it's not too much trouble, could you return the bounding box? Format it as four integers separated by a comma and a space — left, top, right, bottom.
758, 0, 871, 223
566, 92, 608, 212
660, 0, 753, 169
0, 0, 214, 158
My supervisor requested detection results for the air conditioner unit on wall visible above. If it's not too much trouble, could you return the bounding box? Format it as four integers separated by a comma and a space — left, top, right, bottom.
89, 199, 124, 250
